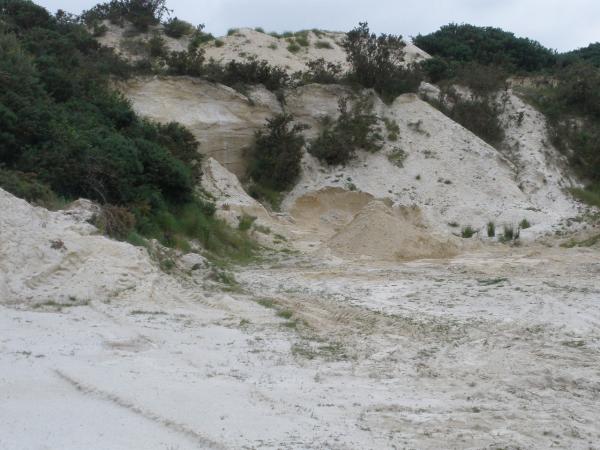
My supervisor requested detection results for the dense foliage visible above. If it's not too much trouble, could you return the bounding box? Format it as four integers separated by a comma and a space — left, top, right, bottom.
0, 0, 254, 259
414, 24, 557, 72
309, 96, 383, 166
561, 43, 600, 68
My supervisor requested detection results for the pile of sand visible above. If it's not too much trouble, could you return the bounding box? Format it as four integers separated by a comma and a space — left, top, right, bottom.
328, 200, 458, 261
289, 187, 373, 237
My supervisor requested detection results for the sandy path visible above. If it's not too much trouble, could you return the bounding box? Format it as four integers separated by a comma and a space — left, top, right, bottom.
1, 246, 599, 449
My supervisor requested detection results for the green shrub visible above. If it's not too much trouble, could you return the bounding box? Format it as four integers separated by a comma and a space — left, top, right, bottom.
315, 40, 333, 49
387, 148, 407, 167
428, 87, 505, 147
295, 32, 309, 47
238, 214, 257, 231
254, 27, 264, 33
227, 28, 238, 36
343, 22, 422, 102
287, 42, 301, 53
487, 221, 496, 237
249, 114, 307, 191
501, 225, 520, 242
383, 117, 400, 140
299, 58, 343, 84
247, 183, 284, 211
148, 32, 167, 57
164, 48, 204, 76
309, 96, 383, 166
214, 39, 224, 48
187, 24, 214, 51
162, 17, 193, 38
203, 59, 290, 91
461, 225, 476, 238
519, 219, 531, 229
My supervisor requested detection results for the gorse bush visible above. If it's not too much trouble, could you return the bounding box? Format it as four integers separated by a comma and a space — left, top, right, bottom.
249, 114, 307, 191
343, 22, 422, 102
309, 95, 383, 166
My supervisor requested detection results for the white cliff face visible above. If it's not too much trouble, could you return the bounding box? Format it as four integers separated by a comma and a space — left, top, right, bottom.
120, 76, 282, 177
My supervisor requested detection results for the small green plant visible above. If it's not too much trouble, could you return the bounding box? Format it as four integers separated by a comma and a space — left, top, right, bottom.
214, 39, 224, 47
383, 118, 400, 141
227, 28, 238, 36
238, 214, 257, 232
294, 33, 309, 47
461, 225, 476, 238
268, 43, 277, 50
500, 225, 520, 242
315, 40, 333, 49
487, 221, 496, 237
519, 219, 531, 229
287, 42, 301, 53
148, 32, 167, 58
254, 27, 265, 33
387, 148, 407, 167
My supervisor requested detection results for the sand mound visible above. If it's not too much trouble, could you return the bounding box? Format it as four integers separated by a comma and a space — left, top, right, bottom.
328, 200, 458, 261
289, 187, 374, 237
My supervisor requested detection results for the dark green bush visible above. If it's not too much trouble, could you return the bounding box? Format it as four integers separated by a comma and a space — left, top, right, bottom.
299, 58, 343, 84
413, 23, 557, 72
204, 59, 289, 91
162, 17, 192, 38
249, 114, 307, 191
309, 96, 383, 166
147, 32, 166, 57
164, 47, 204, 76
0, 168, 58, 207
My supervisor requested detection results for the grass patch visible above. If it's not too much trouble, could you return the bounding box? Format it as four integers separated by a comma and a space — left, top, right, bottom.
387, 148, 407, 167
461, 225, 476, 238
570, 186, 600, 208
519, 219, 531, 229
315, 40, 333, 49
487, 221, 496, 237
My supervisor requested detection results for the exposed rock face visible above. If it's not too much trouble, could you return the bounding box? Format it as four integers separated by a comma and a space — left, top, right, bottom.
120, 76, 282, 177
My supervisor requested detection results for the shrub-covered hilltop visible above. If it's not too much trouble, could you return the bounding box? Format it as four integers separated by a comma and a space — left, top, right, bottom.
0, 0, 256, 259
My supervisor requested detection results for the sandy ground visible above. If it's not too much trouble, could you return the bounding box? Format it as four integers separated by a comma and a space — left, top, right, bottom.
2, 242, 599, 449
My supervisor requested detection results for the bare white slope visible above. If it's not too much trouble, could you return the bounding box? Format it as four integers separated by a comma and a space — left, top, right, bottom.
286, 89, 578, 237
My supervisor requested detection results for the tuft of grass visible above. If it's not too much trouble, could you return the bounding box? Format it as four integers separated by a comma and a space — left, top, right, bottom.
487, 221, 496, 237
227, 28, 238, 36
238, 214, 257, 232
461, 225, 476, 238
500, 225, 520, 243
254, 27, 265, 33
276, 309, 294, 320
387, 148, 407, 168
257, 298, 276, 309
214, 39, 224, 47
519, 219, 531, 229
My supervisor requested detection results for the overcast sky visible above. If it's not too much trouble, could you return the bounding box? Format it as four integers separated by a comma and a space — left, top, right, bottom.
38, 0, 599, 52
